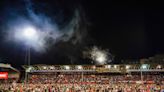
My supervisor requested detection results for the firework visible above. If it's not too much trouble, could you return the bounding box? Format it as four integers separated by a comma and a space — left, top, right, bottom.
85, 46, 113, 65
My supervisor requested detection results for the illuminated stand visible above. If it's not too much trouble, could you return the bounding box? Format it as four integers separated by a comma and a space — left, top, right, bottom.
64, 65, 84, 82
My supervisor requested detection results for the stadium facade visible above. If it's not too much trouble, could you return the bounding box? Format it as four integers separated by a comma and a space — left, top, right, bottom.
23, 64, 164, 73
0, 63, 20, 82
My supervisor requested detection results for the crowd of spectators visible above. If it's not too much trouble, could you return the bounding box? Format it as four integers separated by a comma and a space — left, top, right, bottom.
0, 73, 164, 92
28, 73, 164, 84
0, 83, 163, 92
28, 74, 105, 84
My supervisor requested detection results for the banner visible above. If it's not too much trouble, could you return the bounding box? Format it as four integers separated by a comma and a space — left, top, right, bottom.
0, 72, 8, 79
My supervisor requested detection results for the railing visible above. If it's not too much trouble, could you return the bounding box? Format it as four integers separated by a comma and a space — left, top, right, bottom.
127, 69, 164, 72
28, 69, 122, 73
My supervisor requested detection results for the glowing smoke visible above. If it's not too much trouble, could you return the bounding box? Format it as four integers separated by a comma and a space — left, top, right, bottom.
84, 46, 113, 64
6, 15, 61, 52
5, 0, 84, 53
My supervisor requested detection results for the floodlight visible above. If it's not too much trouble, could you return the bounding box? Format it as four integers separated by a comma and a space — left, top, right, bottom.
77, 65, 82, 70
50, 66, 55, 70
157, 65, 162, 69
65, 66, 70, 70
22, 27, 37, 39
141, 64, 148, 69
126, 65, 130, 69
13, 25, 40, 48
114, 65, 117, 68
106, 65, 111, 69
43, 66, 47, 70
92, 66, 96, 69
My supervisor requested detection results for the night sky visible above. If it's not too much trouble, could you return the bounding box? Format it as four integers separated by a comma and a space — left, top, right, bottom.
0, 0, 164, 68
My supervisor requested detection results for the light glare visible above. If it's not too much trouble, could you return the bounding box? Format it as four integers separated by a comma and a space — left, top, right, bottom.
77, 65, 82, 70
65, 66, 70, 70
106, 65, 111, 69
22, 27, 37, 39
141, 64, 148, 69
157, 65, 162, 69
126, 65, 130, 69
114, 65, 117, 68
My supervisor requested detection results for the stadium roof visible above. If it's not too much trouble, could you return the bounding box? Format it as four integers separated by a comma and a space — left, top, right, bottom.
0, 63, 20, 73
22, 64, 164, 73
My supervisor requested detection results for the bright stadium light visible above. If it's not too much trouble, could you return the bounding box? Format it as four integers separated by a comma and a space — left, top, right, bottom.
143, 65, 147, 69
50, 66, 55, 70
141, 64, 148, 69
43, 66, 47, 70
92, 66, 96, 69
157, 65, 162, 69
22, 27, 37, 40
106, 65, 111, 69
114, 65, 117, 69
126, 65, 130, 69
13, 25, 39, 47
65, 66, 70, 70
77, 65, 83, 70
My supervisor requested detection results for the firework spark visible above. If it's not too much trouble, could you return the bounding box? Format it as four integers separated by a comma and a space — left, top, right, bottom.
84, 46, 113, 65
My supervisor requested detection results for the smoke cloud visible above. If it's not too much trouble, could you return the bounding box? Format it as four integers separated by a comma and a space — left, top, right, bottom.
5, 0, 86, 53
83, 46, 113, 64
